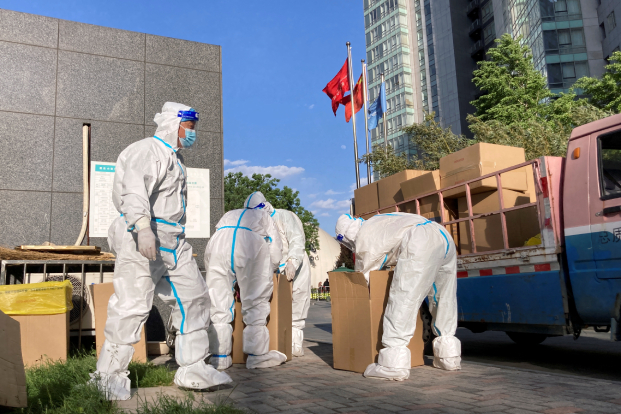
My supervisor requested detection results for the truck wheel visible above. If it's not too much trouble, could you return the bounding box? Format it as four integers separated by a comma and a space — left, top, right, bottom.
506, 332, 547, 345
420, 302, 436, 354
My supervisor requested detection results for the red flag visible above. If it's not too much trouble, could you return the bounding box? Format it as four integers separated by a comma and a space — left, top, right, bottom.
322, 59, 350, 116
339, 74, 364, 123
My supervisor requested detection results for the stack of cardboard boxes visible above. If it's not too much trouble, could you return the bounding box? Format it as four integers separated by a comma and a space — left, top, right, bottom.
353, 143, 540, 253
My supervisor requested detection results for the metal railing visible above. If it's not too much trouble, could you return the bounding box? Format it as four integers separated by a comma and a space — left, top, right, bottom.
357, 159, 547, 257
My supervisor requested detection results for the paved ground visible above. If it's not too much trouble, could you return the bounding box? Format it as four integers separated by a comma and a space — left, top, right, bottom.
304, 301, 621, 382
125, 340, 621, 414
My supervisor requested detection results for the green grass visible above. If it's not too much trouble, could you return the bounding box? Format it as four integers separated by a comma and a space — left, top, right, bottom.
3, 350, 242, 414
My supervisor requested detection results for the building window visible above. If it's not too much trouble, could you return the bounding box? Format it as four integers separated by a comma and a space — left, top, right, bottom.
543, 30, 559, 52
601, 22, 607, 40
608, 11, 616, 33
483, 23, 496, 44
481, 1, 493, 23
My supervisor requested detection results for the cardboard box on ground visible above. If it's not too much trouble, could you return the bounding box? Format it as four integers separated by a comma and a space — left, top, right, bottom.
91, 283, 148, 362
230, 273, 292, 364
11, 312, 70, 367
329, 270, 424, 373
0, 310, 27, 408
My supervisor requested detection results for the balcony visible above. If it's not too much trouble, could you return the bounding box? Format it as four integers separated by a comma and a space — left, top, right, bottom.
470, 39, 484, 59
469, 19, 482, 38
466, 0, 480, 19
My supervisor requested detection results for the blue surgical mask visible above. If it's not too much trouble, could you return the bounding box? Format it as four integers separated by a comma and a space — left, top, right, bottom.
179, 126, 196, 148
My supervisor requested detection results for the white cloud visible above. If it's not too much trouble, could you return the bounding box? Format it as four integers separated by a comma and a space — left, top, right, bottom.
310, 198, 351, 210
349, 177, 368, 193
223, 159, 249, 167
225, 163, 305, 179
286, 159, 293, 162
308, 193, 318, 198
319, 212, 330, 217
341, 145, 346, 150
325, 189, 343, 195
309, 104, 315, 109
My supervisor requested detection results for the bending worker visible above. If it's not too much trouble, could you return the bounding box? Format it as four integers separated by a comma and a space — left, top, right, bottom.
335, 212, 461, 381
264, 202, 312, 357
205, 191, 286, 370
91, 102, 232, 400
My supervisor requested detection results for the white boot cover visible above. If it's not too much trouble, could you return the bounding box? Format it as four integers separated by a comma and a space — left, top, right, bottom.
175, 329, 210, 367
243, 325, 270, 356
363, 346, 410, 381
88, 340, 134, 400
208, 323, 233, 370
432, 336, 461, 371
246, 350, 287, 369
292, 327, 304, 357
174, 360, 233, 389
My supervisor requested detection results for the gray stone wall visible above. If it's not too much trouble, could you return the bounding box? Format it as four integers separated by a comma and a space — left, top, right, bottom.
598, 0, 621, 60
0, 9, 223, 269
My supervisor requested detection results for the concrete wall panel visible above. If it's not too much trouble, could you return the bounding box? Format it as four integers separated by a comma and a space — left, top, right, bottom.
0, 9, 58, 48
146, 34, 220, 72
59, 20, 145, 61
0, 190, 52, 246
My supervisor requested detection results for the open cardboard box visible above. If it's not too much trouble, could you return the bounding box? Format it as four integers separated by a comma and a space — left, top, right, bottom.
91, 283, 148, 362
230, 273, 292, 363
329, 270, 424, 373
0, 310, 27, 408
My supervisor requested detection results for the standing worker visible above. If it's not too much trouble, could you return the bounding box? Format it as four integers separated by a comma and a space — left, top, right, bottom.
264, 202, 312, 357
205, 191, 287, 370
335, 212, 461, 381
90, 102, 232, 400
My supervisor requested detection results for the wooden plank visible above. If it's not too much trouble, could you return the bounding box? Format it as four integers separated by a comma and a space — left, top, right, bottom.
15, 245, 101, 255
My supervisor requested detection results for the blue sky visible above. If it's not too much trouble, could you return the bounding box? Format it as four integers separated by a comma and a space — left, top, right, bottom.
4, 0, 369, 234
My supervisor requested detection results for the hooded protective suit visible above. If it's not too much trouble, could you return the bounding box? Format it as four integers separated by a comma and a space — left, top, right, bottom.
264, 202, 311, 357
90, 102, 231, 400
335, 212, 460, 380
204, 191, 286, 370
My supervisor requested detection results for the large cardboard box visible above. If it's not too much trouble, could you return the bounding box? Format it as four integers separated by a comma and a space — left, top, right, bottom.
0, 310, 27, 408
400, 170, 441, 201
439, 143, 527, 198
401, 195, 460, 245
91, 283, 148, 362
354, 182, 379, 215
457, 189, 540, 254
11, 312, 70, 366
231, 273, 292, 363
329, 270, 424, 373
377, 170, 428, 208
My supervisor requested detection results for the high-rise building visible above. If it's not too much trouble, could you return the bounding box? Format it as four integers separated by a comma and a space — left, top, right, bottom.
363, 0, 621, 170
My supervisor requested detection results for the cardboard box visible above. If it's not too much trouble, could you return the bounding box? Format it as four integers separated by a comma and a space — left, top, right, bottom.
11, 312, 69, 367
147, 341, 170, 356
439, 143, 527, 198
354, 182, 379, 215
361, 212, 377, 220
329, 270, 424, 373
0, 310, 27, 408
91, 283, 148, 362
377, 170, 428, 208
400, 196, 460, 246
457, 189, 540, 254
231, 273, 292, 363
400, 170, 441, 200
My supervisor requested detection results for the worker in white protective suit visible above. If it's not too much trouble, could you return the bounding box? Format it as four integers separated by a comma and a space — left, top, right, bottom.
204, 191, 287, 370
263, 202, 311, 357
335, 212, 461, 381
89, 102, 232, 400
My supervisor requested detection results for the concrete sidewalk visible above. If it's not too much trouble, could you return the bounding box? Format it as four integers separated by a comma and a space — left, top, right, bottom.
120, 340, 621, 414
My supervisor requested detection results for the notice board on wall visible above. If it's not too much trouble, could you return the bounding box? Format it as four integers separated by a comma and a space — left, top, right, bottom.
88, 161, 210, 238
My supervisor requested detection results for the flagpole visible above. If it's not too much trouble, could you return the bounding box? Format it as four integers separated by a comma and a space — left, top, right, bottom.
347, 42, 361, 189
361, 60, 371, 185
381, 73, 387, 154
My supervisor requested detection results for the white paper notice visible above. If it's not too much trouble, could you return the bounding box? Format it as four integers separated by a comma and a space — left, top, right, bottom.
89, 162, 118, 237
185, 168, 210, 238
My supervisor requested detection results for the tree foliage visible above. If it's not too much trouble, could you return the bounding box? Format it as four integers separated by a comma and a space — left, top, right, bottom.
403, 113, 472, 170
574, 51, 621, 113
224, 172, 319, 253
358, 144, 416, 179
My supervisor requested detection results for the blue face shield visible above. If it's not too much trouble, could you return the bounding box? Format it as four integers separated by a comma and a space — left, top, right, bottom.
178, 110, 199, 122
253, 203, 266, 209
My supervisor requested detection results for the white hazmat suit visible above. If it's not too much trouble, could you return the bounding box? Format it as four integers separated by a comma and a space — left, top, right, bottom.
335, 212, 461, 381
264, 202, 311, 357
204, 191, 287, 370
90, 102, 232, 400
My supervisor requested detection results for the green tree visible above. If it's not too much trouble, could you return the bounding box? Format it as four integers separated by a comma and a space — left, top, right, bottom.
574, 51, 621, 113
358, 144, 415, 179
403, 113, 472, 170
224, 172, 319, 253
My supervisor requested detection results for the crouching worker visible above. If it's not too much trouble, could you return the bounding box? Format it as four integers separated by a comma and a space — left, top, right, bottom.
205, 191, 287, 370
90, 102, 232, 400
335, 212, 461, 381
264, 202, 312, 357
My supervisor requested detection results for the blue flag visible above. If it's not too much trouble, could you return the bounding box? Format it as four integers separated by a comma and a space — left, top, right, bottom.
367, 82, 386, 131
